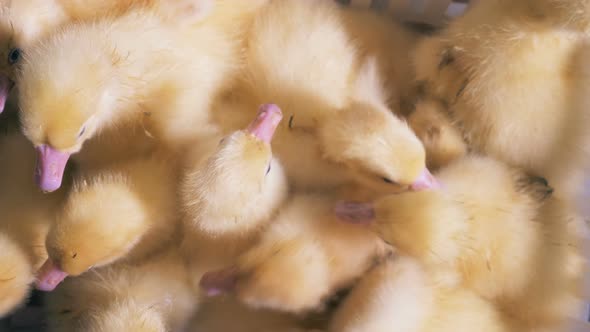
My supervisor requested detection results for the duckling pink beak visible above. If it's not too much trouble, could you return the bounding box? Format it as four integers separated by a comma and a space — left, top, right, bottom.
200, 267, 239, 296
0, 75, 12, 114
35, 145, 70, 192
410, 168, 440, 191
334, 201, 375, 225
247, 103, 283, 143
35, 258, 68, 292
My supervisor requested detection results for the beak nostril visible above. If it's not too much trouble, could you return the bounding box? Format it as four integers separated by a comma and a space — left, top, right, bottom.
72, 253, 77, 259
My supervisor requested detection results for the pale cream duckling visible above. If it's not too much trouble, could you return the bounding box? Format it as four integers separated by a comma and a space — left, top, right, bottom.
0, 0, 68, 114
330, 255, 509, 332
45, 246, 196, 332
413, 0, 590, 198
18, 2, 244, 192
336, 156, 585, 331
181, 103, 288, 292
338, 4, 420, 115
35, 151, 179, 292
0, 131, 68, 317
0, 0, 195, 116
200, 193, 390, 314
234, 0, 436, 194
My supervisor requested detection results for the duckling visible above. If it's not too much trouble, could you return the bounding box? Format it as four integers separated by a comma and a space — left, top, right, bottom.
407, 98, 467, 171
0, 0, 67, 115
316, 59, 435, 193
336, 155, 586, 331
181, 103, 288, 293
35, 151, 179, 292
0, 131, 68, 317
339, 5, 420, 115
0, 233, 34, 317
330, 256, 509, 332
0, 0, 228, 117
45, 246, 196, 332
413, 0, 590, 198
235, 0, 434, 192
200, 193, 390, 314
18, 2, 247, 192
502, 0, 590, 33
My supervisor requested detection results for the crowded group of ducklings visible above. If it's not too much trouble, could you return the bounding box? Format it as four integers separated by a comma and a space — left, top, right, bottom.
0, 0, 588, 331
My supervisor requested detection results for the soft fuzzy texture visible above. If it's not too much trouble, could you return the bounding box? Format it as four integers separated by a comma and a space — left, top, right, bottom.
407, 98, 467, 171
202, 193, 390, 314
413, 0, 590, 199
43, 150, 180, 281
217, 0, 429, 193
17, 2, 258, 193
330, 256, 508, 332
337, 155, 586, 331
45, 246, 195, 332
0, 132, 68, 317
180, 104, 289, 316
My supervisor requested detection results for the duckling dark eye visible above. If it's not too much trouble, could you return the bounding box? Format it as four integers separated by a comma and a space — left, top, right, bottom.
77, 126, 86, 138
8, 48, 21, 65
265, 164, 271, 175
382, 177, 396, 184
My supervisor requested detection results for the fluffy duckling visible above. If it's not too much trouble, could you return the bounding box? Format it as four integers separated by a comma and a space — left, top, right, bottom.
339, 5, 420, 115
45, 246, 196, 332
413, 0, 590, 198
498, 0, 590, 33
201, 193, 390, 314
0, 131, 68, 317
330, 256, 508, 332
336, 155, 585, 331
233, 0, 435, 193
407, 98, 467, 171
35, 151, 179, 292
0, 0, 228, 117
0, 0, 67, 114
18, 2, 247, 192
181, 104, 288, 293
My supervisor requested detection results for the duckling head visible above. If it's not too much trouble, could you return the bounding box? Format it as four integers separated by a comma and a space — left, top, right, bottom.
36, 179, 147, 291
184, 103, 287, 237
18, 25, 122, 192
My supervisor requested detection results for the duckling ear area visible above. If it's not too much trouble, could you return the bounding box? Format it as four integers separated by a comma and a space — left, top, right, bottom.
334, 201, 375, 225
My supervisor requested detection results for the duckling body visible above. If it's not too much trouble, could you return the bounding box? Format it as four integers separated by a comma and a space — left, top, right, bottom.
330, 256, 509, 332
18, 2, 257, 192
413, 0, 590, 198
201, 193, 390, 314
36, 150, 180, 291
222, 0, 434, 194
0, 132, 68, 317
45, 246, 195, 332
337, 156, 586, 331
